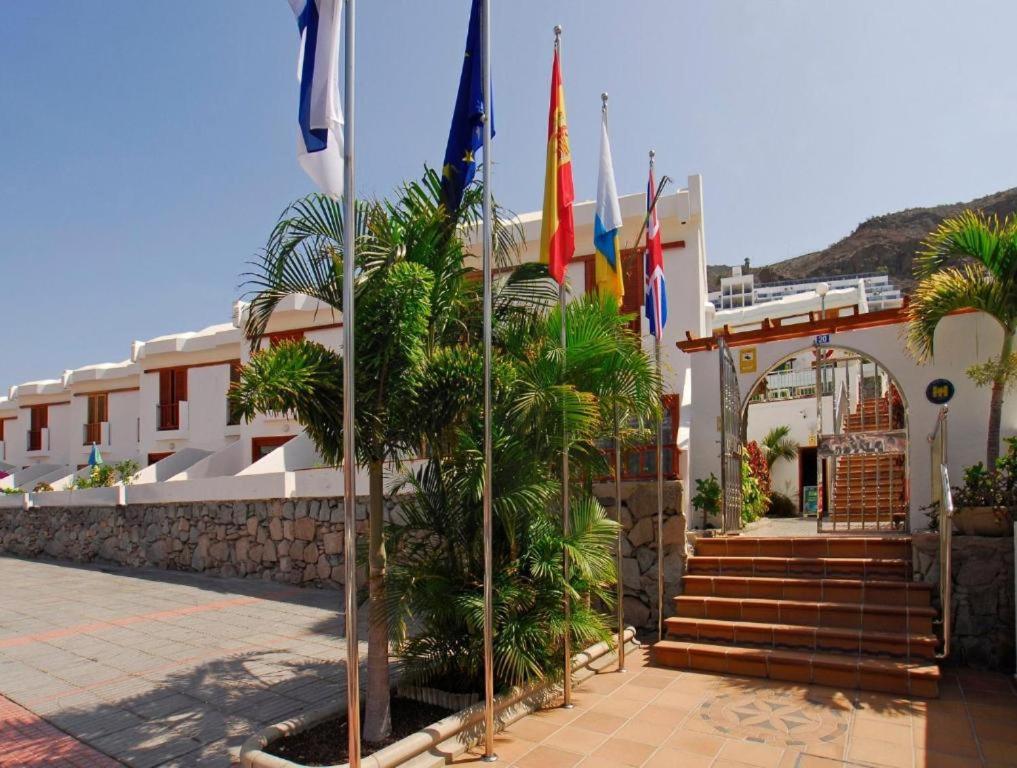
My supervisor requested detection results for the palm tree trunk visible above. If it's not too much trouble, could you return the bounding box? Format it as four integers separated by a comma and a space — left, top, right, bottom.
363, 459, 391, 743
987, 329, 1014, 468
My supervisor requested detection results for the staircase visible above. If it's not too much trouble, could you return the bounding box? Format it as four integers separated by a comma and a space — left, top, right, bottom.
828, 396, 907, 530
651, 535, 941, 696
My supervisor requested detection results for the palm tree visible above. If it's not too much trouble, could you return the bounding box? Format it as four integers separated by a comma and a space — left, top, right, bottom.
761, 425, 798, 470
385, 293, 658, 693
232, 170, 522, 743
907, 210, 1017, 467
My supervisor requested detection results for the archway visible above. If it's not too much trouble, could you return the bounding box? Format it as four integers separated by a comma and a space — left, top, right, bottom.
740, 344, 909, 531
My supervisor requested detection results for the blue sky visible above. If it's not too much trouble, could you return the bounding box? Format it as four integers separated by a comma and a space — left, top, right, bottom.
2, 0, 1016, 387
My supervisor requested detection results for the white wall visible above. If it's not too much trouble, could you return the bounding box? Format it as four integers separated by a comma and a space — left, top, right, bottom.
746, 397, 833, 504
687, 311, 1016, 530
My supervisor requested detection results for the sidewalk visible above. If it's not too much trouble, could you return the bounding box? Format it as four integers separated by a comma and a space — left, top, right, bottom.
0, 556, 362, 767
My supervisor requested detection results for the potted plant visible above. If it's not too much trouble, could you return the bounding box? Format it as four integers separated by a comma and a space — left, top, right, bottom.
692, 473, 721, 530
951, 438, 1017, 536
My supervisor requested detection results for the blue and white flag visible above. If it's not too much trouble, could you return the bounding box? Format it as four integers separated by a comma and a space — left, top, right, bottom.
288, 0, 344, 197
594, 110, 624, 299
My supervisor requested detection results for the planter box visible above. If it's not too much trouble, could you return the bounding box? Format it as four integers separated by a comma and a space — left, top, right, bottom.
954, 506, 1013, 537
397, 684, 480, 712
240, 628, 637, 768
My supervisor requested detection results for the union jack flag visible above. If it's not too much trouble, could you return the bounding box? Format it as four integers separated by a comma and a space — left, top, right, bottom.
644, 167, 667, 337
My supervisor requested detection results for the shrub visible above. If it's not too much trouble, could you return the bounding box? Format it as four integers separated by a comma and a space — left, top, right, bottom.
70, 460, 139, 490
692, 473, 721, 523
744, 441, 770, 496
766, 491, 797, 518
741, 446, 769, 523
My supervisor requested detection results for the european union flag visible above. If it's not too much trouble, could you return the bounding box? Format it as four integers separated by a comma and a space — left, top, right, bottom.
440, 0, 492, 213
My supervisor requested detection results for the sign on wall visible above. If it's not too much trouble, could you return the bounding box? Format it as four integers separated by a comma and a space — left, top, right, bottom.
814, 334, 831, 344
802, 485, 819, 514
818, 430, 907, 458
739, 347, 758, 374
925, 378, 955, 405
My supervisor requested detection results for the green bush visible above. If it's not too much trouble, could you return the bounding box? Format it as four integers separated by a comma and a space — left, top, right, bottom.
766, 491, 797, 518
692, 474, 721, 522
70, 460, 139, 490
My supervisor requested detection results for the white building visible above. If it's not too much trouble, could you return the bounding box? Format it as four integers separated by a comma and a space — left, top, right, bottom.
709, 267, 903, 312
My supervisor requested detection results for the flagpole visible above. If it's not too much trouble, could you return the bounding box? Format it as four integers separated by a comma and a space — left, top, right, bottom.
480, 0, 498, 760
601, 89, 626, 674
554, 28, 574, 714
650, 149, 665, 643
613, 403, 626, 672
341, 0, 360, 765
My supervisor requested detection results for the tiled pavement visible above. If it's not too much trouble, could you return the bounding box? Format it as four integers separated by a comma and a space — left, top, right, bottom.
453, 646, 1017, 768
0, 556, 362, 767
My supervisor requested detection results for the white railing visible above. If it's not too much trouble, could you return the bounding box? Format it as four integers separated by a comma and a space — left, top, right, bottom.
833, 382, 849, 435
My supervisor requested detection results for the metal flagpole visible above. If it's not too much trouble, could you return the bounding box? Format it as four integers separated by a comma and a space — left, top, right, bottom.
649, 152, 666, 642
480, 0, 497, 760
555, 24, 574, 712
655, 334, 664, 641
613, 404, 625, 671
341, 1, 360, 765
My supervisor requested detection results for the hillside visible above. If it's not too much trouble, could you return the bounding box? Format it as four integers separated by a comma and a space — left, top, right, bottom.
708, 187, 1017, 293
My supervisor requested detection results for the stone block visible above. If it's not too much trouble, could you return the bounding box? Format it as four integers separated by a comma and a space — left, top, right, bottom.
623, 596, 651, 628
622, 557, 641, 590
323, 531, 343, 555
628, 517, 655, 548
263, 540, 278, 563
268, 518, 283, 542
294, 517, 316, 542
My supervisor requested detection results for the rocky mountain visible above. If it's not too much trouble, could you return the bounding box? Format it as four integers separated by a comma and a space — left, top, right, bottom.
708, 187, 1017, 294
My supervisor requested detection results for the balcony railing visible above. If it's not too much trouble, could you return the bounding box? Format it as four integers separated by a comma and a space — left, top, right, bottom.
157, 402, 180, 431
83, 422, 103, 445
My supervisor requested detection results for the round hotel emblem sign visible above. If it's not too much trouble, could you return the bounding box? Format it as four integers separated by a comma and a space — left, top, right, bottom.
926, 378, 955, 405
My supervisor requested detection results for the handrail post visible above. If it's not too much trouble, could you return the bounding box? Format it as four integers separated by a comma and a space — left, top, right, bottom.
929, 406, 952, 660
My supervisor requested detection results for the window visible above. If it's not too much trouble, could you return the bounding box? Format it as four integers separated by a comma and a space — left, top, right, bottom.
83, 393, 108, 445
252, 435, 294, 462
267, 330, 304, 347
157, 368, 187, 430
28, 405, 47, 451
601, 395, 681, 481
147, 451, 173, 466
227, 362, 243, 426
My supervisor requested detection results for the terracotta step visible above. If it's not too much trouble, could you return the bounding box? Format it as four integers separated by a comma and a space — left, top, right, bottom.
693, 536, 910, 559
688, 556, 911, 580
664, 617, 938, 660
674, 595, 934, 634
651, 640, 939, 697
681, 575, 931, 607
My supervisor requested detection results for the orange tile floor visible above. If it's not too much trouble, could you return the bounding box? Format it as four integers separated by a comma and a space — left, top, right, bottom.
452, 646, 1017, 768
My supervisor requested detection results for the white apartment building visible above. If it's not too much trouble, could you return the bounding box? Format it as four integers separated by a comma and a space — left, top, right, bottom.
0, 176, 710, 499
709, 266, 903, 313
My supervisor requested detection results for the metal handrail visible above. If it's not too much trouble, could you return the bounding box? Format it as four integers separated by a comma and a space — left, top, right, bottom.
928, 406, 952, 659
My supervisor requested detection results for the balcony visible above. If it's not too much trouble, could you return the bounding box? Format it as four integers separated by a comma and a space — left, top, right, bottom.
157, 401, 188, 432
82, 421, 110, 446
27, 428, 49, 453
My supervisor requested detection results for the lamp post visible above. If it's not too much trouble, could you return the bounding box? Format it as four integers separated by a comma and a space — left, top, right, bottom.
816, 281, 830, 321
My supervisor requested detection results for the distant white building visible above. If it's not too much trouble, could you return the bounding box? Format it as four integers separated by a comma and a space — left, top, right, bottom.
709, 266, 903, 313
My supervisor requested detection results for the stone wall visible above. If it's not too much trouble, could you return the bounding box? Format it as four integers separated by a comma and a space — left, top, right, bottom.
913, 532, 1016, 672
592, 480, 685, 631
0, 498, 388, 588
0, 484, 683, 630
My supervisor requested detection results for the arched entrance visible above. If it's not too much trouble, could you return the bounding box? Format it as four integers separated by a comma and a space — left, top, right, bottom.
741, 342, 909, 532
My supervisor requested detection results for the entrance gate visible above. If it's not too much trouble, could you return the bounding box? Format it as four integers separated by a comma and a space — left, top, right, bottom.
814, 341, 909, 532
718, 339, 743, 532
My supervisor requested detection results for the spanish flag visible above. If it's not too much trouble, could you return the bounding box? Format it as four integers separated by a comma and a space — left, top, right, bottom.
539, 45, 574, 285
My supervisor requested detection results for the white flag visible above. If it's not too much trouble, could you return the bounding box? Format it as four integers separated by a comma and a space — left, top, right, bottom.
289, 0, 344, 197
